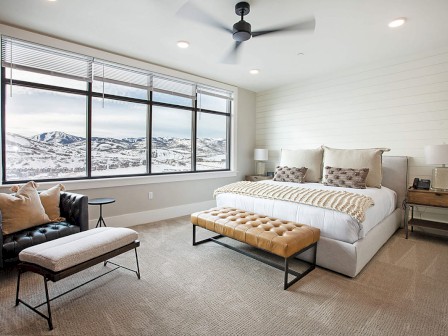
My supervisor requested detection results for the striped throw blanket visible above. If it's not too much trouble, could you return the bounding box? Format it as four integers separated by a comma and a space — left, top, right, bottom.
214, 181, 374, 223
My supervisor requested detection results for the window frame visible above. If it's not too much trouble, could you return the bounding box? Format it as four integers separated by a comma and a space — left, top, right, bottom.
0, 40, 233, 185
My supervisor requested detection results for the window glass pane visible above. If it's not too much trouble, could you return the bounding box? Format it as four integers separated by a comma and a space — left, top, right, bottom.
5, 67, 87, 90
4, 85, 87, 181
153, 91, 193, 107
198, 93, 227, 113
92, 98, 147, 176
196, 112, 228, 171
152, 106, 192, 173
92, 80, 148, 100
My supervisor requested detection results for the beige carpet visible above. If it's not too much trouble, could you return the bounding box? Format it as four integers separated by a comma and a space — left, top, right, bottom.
1, 216, 447, 336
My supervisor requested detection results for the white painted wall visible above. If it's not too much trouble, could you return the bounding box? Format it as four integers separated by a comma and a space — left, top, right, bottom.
256, 48, 448, 227
0, 25, 257, 227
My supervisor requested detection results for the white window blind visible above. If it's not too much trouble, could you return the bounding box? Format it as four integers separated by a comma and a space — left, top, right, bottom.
153, 75, 195, 99
197, 85, 233, 100
1, 36, 93, 82
93, 60, 151, 90
1, 36, 233, 102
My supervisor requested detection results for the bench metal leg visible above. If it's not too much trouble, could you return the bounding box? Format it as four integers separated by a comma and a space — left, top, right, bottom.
192, 224, 224, 246
284, 243, 317, 289
194, 225, 317, 290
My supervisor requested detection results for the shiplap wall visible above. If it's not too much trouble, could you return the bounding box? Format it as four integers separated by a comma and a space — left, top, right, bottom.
256, 48, 448, 226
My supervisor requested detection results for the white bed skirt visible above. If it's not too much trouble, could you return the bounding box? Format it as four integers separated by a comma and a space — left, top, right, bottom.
296, 208, 401, 277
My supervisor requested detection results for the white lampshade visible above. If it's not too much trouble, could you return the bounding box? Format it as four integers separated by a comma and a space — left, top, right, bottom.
424, 144, 448, 164
254, 149, 268, 161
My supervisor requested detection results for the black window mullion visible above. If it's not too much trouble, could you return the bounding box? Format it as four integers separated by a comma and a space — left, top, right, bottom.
192, 97, 197, 172
87, 82, 92, 178
226, 99, 232, 170
148, 90, 152, 174
1, 67, 6, 183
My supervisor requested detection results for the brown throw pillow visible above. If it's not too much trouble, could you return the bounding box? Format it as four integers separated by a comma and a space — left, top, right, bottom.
0, 181, 50, 235
324, 166, 369, 189
273, 166, 308, 183
39, 184, 66, 221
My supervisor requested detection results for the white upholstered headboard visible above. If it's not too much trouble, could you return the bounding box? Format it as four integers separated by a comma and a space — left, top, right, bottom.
382, 156, 408, 208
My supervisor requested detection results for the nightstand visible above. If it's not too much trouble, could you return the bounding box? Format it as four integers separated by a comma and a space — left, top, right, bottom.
404, 188, 448, 238
245, 175, 272, 182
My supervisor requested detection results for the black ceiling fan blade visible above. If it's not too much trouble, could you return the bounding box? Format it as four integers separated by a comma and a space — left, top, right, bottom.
222, 41, 243, 64
177, 1, 232, 34
252, 17, 316, 38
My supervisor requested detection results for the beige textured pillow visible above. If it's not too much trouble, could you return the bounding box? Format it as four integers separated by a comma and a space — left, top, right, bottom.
280, 148, 323, 182
324, 166, 369, 189
273, 166, 308, 183
322, 146, 387, 188
39, 184, 65, 221
0, 181, 50, 235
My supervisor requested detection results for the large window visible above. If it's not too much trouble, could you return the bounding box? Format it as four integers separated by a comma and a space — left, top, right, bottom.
1, 36, 232, 183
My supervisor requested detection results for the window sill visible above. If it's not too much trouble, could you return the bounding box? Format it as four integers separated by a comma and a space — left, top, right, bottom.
16, 171, 238, 191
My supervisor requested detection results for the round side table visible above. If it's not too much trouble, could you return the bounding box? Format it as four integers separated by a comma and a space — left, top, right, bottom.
88, 198, 115, 228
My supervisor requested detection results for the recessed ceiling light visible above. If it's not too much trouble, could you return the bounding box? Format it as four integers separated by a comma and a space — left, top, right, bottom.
249, 69, 259, 75
388, 18, 406, 28
177, 41, 190, 49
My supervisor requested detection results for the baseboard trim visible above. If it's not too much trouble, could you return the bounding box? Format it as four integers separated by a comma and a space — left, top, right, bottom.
88, 200, 216, 228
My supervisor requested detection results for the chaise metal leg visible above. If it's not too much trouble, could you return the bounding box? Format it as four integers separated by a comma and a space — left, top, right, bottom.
43, 277, 53, 330
15, 269, 22, 306
134, 247, 141, 279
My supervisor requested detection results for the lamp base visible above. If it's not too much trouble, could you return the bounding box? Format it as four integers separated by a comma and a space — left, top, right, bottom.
431, 167, 448, 191
256, 162, 266, 176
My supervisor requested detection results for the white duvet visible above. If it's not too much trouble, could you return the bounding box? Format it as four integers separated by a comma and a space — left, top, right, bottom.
215, 180, 397, 244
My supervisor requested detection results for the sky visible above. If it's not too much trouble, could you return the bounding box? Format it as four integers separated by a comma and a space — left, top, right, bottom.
5, 84, 228, 139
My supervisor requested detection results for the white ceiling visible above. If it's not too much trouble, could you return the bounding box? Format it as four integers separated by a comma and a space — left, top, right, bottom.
1, 0, 448, 92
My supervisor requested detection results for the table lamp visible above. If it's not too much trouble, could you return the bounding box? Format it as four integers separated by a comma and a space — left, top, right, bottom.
254, 148, 268, 176
424, 144, 448, 191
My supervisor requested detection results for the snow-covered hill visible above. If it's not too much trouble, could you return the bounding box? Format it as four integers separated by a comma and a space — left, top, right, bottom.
5, 131, 226, 180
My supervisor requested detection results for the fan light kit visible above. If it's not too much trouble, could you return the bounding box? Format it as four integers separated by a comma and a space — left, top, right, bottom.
388, 18, 406, 28
177, 41, 190, 48
177, 1, 315, 64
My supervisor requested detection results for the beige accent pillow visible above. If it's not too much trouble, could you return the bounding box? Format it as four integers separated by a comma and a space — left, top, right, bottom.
280, 148, 323, 182
39, 184, 65, 221
0, 181, 50, 235
273, 166, 308, 183
322, 146, 387, 188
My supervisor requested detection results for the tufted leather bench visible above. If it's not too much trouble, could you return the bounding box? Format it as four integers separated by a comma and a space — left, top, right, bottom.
1, 191, 88, 268
191, 207, 320, 289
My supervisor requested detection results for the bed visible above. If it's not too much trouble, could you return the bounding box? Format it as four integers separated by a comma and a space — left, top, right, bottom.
215, 155, 408, 277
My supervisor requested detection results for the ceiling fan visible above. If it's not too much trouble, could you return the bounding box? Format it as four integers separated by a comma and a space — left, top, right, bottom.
177, 1, 315, 64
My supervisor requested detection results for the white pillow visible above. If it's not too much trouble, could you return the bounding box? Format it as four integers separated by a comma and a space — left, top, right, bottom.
322, 146, 388, 188
280, 148, 323, 182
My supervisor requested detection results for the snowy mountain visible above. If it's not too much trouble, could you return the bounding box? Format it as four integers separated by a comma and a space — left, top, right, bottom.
31, 131, 85, 145
5, 131, 226, 181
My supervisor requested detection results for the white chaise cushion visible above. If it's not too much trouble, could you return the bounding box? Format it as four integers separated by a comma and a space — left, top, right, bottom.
19, 227, 138, 272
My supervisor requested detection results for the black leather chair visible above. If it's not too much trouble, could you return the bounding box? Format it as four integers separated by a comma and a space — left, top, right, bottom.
0, 191, 88, 268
